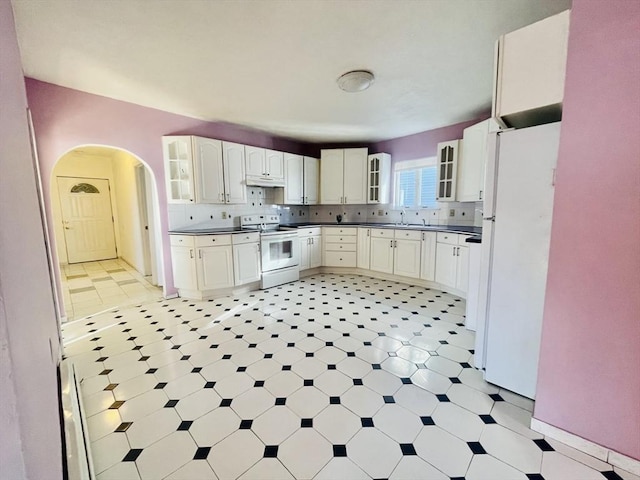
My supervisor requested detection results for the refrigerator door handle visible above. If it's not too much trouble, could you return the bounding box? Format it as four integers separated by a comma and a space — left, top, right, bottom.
483, 216, 496, 222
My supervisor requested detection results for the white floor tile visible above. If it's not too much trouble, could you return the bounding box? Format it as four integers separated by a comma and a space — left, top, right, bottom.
413, 426, 473, 478
389, 456, 449, 480
135, 431, 196, 480
206, 430, 264, 480
278, 428, 333, 479
480, 424, 543, 473
347, 428, 402, 478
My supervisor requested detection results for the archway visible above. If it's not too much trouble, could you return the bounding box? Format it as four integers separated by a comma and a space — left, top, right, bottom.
50, 145, 165, 322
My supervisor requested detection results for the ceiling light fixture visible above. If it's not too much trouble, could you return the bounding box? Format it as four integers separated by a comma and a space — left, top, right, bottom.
337, 70, 375, 92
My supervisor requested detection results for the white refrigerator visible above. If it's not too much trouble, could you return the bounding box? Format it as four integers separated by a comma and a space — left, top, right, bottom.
474, 122, 561, 399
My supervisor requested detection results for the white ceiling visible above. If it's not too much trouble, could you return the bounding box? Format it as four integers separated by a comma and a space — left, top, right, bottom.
12, 0, 570, 143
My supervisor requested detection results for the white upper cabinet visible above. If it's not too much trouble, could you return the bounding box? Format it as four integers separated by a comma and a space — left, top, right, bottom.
279, 154, 318, 205
221, 141, 247, 204
367, 153, 391, 204
436, 140, 460, 202
245, 146, 284, 184
320, 149, 344, 204
265, 150, 284, 181
320, 148, 368, 204
457, 120, 491, 202
163, 136, 195, 203
193, 137, 224, 204
245, 146, 265, 178
493, 10, 570, 128
163, 136, 245, 204
283, 153, 304, 204
303, 156, 319, 205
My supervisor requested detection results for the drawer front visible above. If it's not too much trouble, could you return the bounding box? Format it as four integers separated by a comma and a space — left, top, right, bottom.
324, 251, 357, 267
324, 242, 357, 252
169, 235, 195, 247
324, 235, 357, 244
371, 228, 393, 238
436, 232, 459, 245
394, 229, 422, 241
457, 235, 472, 245
195, 234, 232, 247
322, 227, 357, 236
232, 232, 260, 245
299, 227, 321, 237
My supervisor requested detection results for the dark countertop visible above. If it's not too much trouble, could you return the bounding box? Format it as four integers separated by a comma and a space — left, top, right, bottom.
282, 222, 482, 235
170, 222, 482, 236
169, 227, 245, 235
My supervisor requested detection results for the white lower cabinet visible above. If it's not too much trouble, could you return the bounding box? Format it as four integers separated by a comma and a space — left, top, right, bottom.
198, 244, 234, 290
435, 232, 471, 294
170, 233, 263, 298
393, 230, 422, 279
420, 231, 437, 281
299, 227, 321, 270
170, 241, 198, 290
369, 229, 394, 274
369, 229, 421, 279
456, 245, 469, 293
232, 233, 261, 285
357, 228, 371, 269
323, 227, 357, 267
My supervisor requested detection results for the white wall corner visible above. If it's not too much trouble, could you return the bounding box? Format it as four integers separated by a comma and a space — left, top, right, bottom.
530, 418, 640, 475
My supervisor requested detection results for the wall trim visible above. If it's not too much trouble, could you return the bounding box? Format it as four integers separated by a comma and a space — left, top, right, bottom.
530, 418, 640, 475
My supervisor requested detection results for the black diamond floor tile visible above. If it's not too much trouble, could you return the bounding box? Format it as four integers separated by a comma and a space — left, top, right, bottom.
467, 441, 487, 454
533, 439, 555, 452
400, 443, 417, 455
122, 449, 143, 462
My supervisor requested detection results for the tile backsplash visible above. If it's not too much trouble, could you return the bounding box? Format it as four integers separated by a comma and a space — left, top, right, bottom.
168, 187, 482, 231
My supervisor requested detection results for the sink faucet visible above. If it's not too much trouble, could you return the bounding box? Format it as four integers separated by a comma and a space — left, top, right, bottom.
400, 209, 406, 226
422, 218, 426, 227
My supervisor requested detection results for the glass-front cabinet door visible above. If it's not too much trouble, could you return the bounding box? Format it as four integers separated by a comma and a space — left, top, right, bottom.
163, 136, 194, 203
436, 140, 460, 201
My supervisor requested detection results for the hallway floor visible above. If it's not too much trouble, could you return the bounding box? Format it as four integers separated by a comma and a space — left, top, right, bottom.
62, 274, 634, 480
61, 258, 163, 322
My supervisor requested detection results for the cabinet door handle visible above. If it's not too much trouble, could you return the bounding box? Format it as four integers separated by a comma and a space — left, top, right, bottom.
198, 249, 202, 259
452, 247, 456, 257
367, 229, 370, 237
226, 193, 230, 202
479, 190, 483, 200
344, 196, 347, 203
190, 249, 194, 259
422, 232, 425, 240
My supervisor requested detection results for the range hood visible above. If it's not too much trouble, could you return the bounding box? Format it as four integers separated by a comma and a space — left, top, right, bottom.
246, 177, 285, 188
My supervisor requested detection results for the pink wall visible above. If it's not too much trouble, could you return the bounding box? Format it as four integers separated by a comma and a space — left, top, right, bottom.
372, 115, 488, 163
0, 1, 62, 477
25, 79, 314, 298
535, 0, 640, 460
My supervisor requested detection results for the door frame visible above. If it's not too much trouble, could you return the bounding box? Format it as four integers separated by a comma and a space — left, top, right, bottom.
49, 145, 165, 322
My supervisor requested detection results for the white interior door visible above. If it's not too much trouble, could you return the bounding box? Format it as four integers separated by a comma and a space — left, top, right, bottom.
57, 177, 117, 263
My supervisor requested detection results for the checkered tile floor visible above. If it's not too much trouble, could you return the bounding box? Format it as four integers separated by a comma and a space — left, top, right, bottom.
62, 274, 632, 480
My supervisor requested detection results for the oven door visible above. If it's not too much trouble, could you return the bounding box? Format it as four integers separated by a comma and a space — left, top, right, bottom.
261, 232, 299, 272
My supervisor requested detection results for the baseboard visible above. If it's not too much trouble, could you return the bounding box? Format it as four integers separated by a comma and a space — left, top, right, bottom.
530, 418, 640, 475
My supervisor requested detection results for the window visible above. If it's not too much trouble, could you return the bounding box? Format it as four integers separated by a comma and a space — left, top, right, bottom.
394, 157, 438, 208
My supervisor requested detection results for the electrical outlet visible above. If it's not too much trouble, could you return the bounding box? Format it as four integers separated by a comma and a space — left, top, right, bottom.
449, 209, 455, 217
222, 211, 228, 219
378, 209, 384, 216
